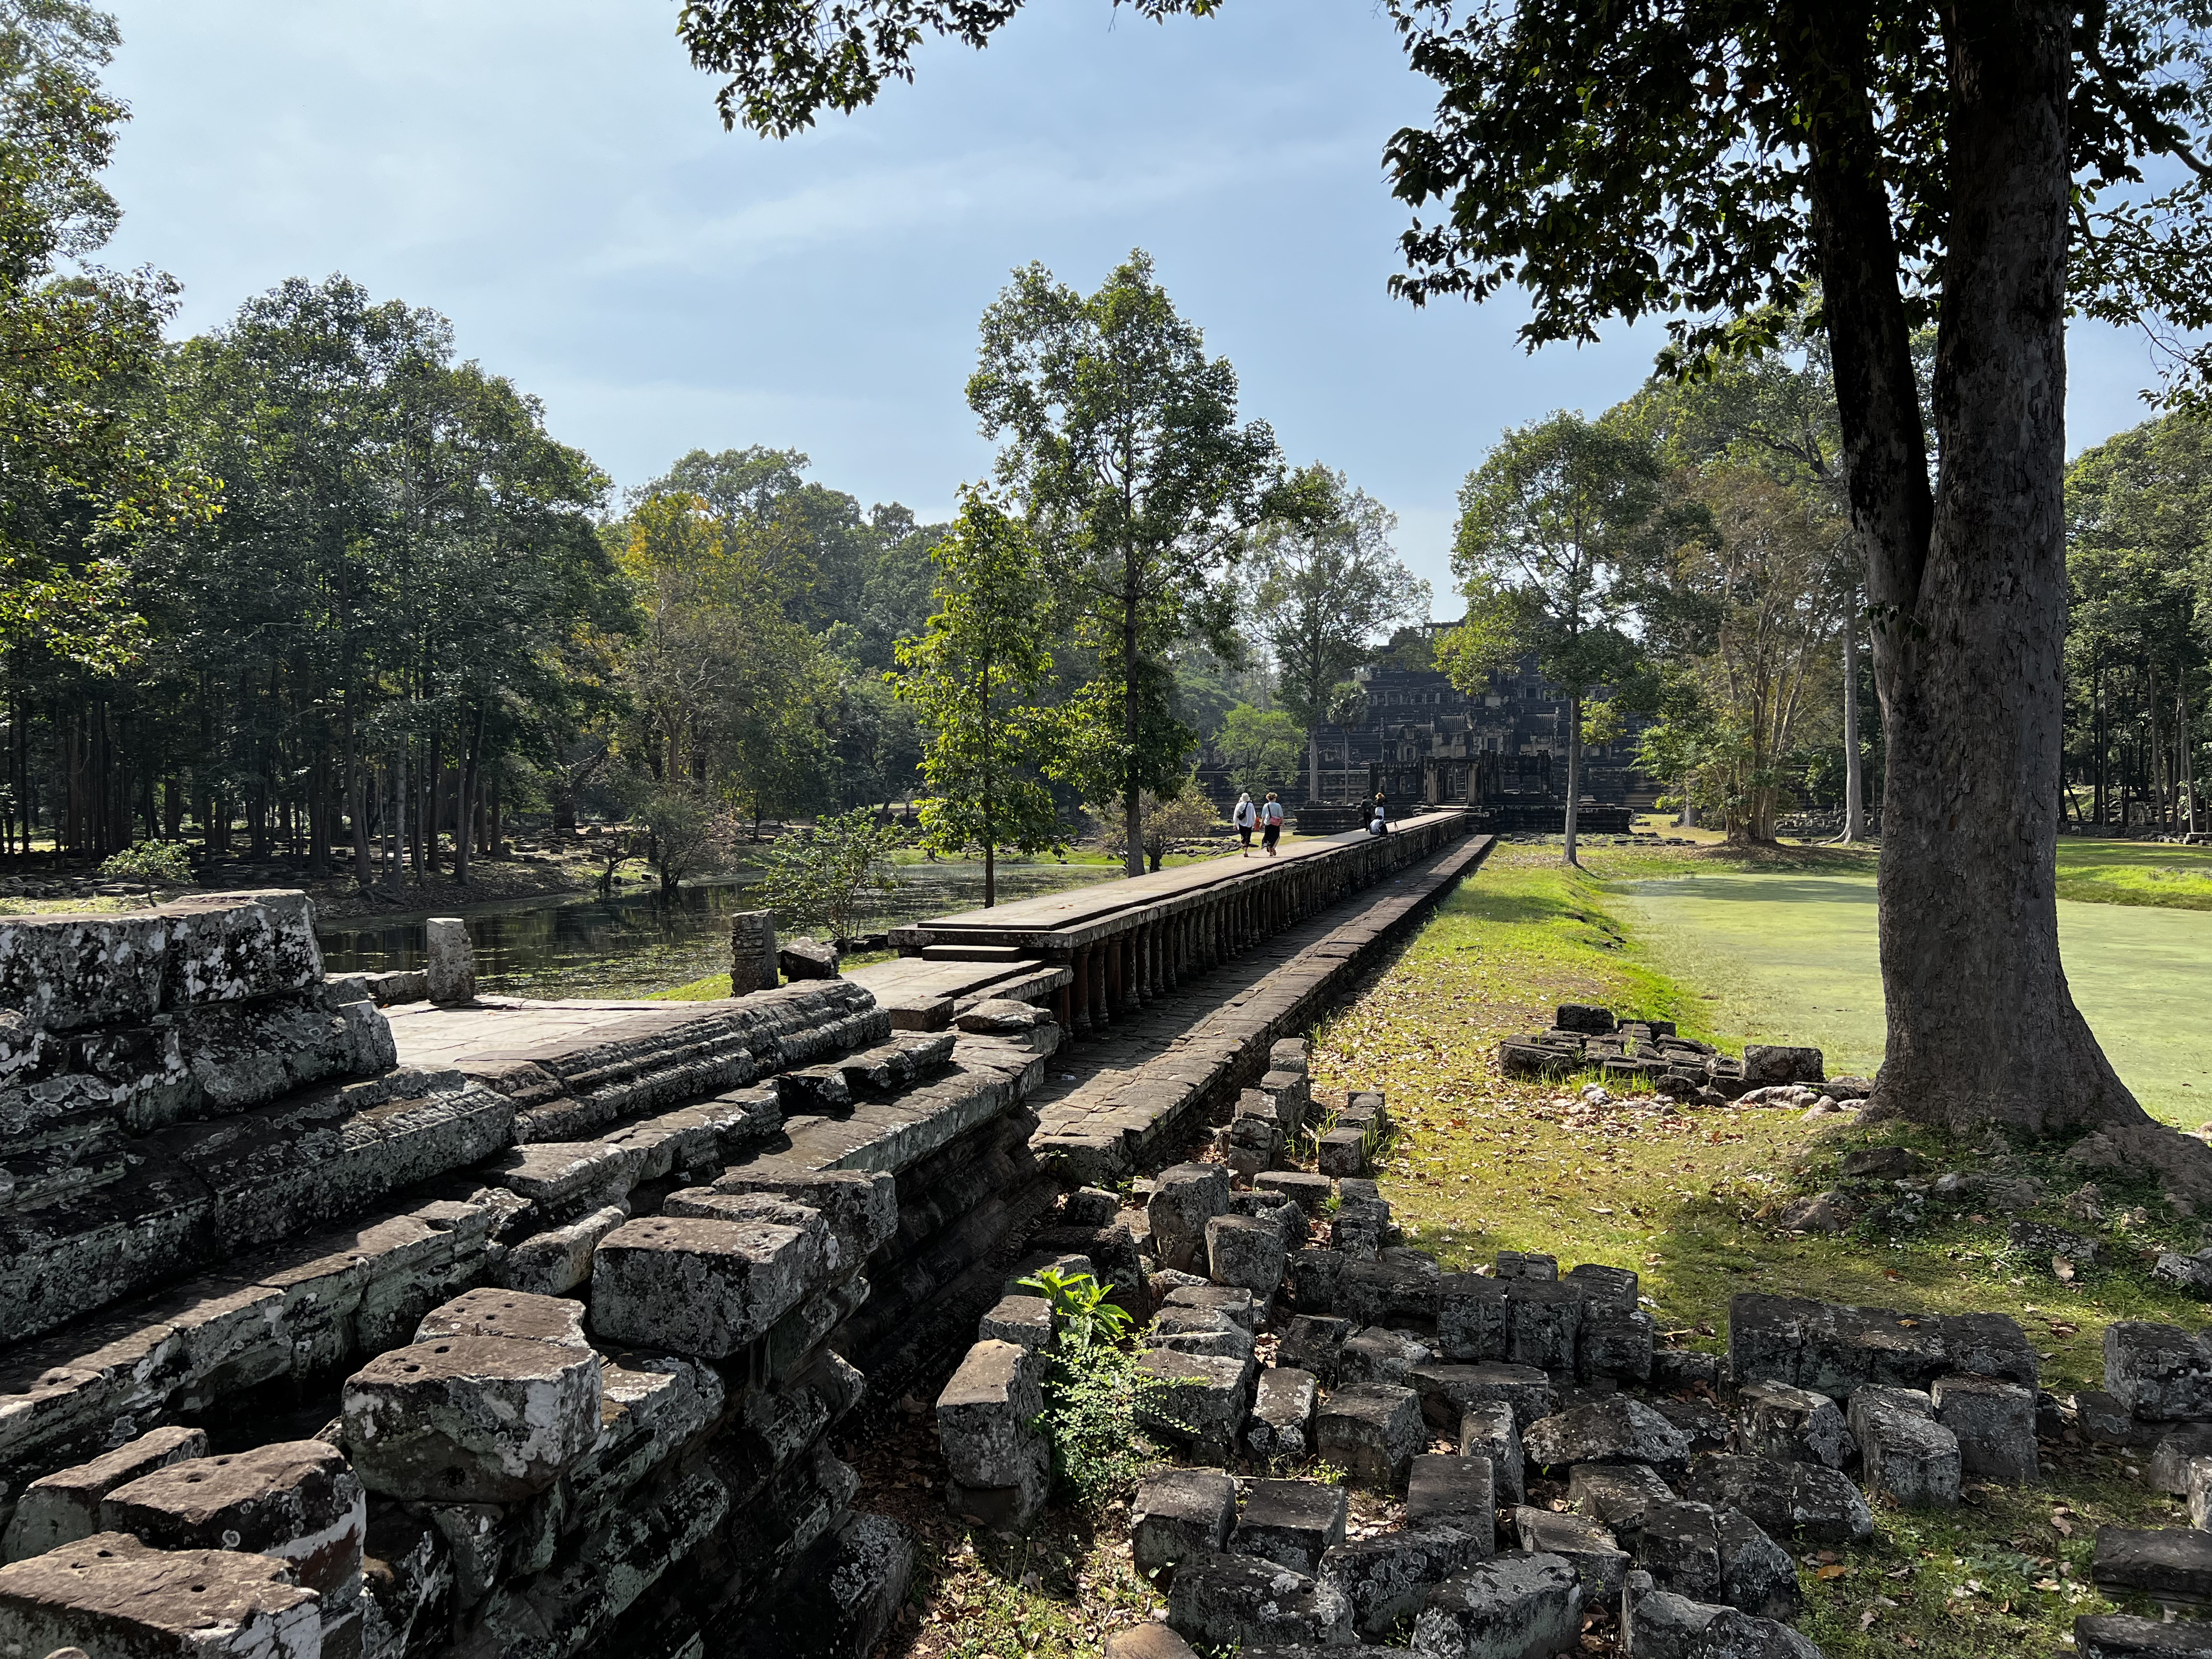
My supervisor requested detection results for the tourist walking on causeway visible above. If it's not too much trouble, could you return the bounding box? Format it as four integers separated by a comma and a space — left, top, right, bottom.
1370, 791, 1389, 836
1233, 791, 1256, 857
1260, 791, 1285, 855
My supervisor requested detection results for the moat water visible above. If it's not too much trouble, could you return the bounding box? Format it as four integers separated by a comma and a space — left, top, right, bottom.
315, 861, 1119, 1001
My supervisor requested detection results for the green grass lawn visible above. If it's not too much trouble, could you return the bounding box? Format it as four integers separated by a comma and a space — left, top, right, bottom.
2058, 836, 2212, 910
1606, 848, 2212, 1125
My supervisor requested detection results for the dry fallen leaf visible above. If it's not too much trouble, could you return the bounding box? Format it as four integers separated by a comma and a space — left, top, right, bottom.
2054, 1256, 2077, 1283
2052, 1515, 2074, 1537
1817, 1564, 1851, 1581
1860, 1609, 1880, 1630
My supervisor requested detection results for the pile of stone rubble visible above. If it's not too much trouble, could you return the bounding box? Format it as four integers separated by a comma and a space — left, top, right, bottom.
935, 1046, 2212, 1656
1496, 1004, 1871, 1107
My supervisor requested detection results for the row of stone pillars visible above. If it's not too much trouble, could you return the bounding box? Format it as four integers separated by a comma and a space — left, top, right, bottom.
1047, 846, 1380, 1039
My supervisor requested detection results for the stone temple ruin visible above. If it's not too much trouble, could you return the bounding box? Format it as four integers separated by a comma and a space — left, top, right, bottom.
0, 811, 1486, 1658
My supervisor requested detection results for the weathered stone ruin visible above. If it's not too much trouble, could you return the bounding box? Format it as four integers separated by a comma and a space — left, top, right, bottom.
937, 1061, 2200, 1657
0, 893, 1077, 1658
1496, 1003, 1869, 1107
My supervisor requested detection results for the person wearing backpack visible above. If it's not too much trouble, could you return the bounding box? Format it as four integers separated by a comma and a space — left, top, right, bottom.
1233, 792, 1257, 855
1260, 791, 1286, 855
1370, 791, 1389, 836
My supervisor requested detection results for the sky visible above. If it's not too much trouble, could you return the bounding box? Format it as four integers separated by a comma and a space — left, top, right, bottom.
100, 1, 2174, 612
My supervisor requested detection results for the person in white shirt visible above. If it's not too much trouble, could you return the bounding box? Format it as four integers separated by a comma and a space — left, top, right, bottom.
1260, 792, 1286, 855
1233, 792, 1256, 855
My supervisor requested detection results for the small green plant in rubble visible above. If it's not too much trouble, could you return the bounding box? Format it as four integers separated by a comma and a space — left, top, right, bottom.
1016, 1268, 1179, 1504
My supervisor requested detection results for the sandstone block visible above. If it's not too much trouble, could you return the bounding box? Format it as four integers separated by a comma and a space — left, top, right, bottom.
1206, 1215, 1286, 1301
1338, 1250, 1442, 1330
1849, 1393, 1959, 1507
415, 1287, 587, 1349
708, 1163, 899, 1264
1160, 1284, 1258, 1331
1135, 1350, 1252, 1459
1412, 1550, 1584, 1659
1505, 1280, 1583, 1373
498, 1202, 627, 1299
1683, 1455, 1874, 1546
978, 1295, 1054, 1351
1255, 1171, 1333, 1213
2109, 1323, 2212, 1422
1290, 1248, 1344, 1314
1437, 1274, 1509, 1363
1322, 1524, 1488, 1642
341, 1335, 602, 1501
1631, 1499, 1720, 1601
778, 938, 839, 979
591, 1211, 827, 1358
1339, 1327, 1433, 1388
1131, 1468, 1237, 1575
101, 1441, 364, 1608
1459, 1401, 1527, 1505
1578, 1307, 1655, 1383
1277, 1314, 1350, 1386
1233, 1479, 1348, 1575
2094, 1526, 2212, 1606
1408, 1454, 1496, 1542
936, 1340, 1046, 1491
1411, 1363, 1557, 1435
1149, 1164, 1231, 1275
1150, 1309, 1254, 1363
1621, 1577, 1819, 1659
1569, 1463, 1674, 1539
1513, 1508, 1626, 1606
0, 1531, 321, 1659
424, 918, 475, 1004
2078, 1612, 2212, 1658
1104, 1627, 1201, 1659
1742, 1045, 1822, 1084
1315, 1383, 1423, 1491
1317, 1128, 1368, 1179
1524, 1396, 1691, 1477
1932, 1372, 2038, 1484
2155, 1430, 2212, 1495
1737, 1379, 1855, 1469
1247, 1367, 1318, 1462
3, 1426, 207, 1563
1166, 1552, 1354, 1650
1718, 1505, 1801, 1621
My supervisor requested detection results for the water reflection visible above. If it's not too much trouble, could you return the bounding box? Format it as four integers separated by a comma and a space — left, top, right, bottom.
315, 863, 1118, 1001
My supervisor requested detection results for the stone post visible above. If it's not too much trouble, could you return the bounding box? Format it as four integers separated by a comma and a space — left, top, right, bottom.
730, 911, 778, 996
425, 918, 476, 1004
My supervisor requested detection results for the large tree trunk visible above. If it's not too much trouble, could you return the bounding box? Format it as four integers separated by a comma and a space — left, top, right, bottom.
1812, 0, 2140, 1136
1838, 603, 1866, 842
1561, 695, 1582, 865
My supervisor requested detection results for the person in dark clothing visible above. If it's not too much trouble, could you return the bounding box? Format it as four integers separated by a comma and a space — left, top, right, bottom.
1260, 791, 1285, 854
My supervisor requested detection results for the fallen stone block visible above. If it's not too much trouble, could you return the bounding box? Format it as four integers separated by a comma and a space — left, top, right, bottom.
1131, 1468, 1237, 1576
1338, 1251, 1442, 1331
1459, 1401, 1527, 1505
1632, 1498, 1721, 1601
1495, 1251, 1557, 1283
1718, 1506, 1800, 1620
1339, 1327, 1433, 1388
1413, 1361, 1557, 1432
749, 1510, 915, 1659
1233, 1478, 1349, 1574
1684, 1455, 1873, 1546
2155, 1429, 2212, 1495
1207, 1215, 1286, 1300
1161, 1283, 1259, 1331
1438, 1273, 1509, 1363
1291, 1248, 1345, 1314
100, 1440, 364, 1609
1278, 1314, 1350, 1385
1412, 1550, 1583, 1659
1105, 1623, 1202, 1658
1322, 1524, 1488, 1642
1151, 1307, 1255, 1362
708, 1162, 898, 1264
1729, 1292, 2034, 1398
498, 1201, 628, 1300
1743, 1045, 1822, 1085
0, 1530, 322, 1659
591, 1210, 828, 1359
1166, 1551, 1354, 1649
341, 1334, 602, 1501
1849, 1392, 1960, 1507
779, 938, 839, 979
1565, 1262, 1639, 1313
1513, 1507, 1627, 1605
1651, 1349, 1722, 1394
1840, 1145, 1928, 1178
2094, 1526, 2212, 1606
978, 1294, 1054, 1352
1315, 1383, 1424, 1491
3, 1425, 207, 1563
1736, 1379, 1854, 1469
1332, 1196, 1392, 1260
1578, 1307, 1655, 1383
1408, 1454, 1495, 1543
2077, 1611, 2212, 1658
1219, 1112, 1284, 1179
1622, 1574, 1820, 1659
1149, 1164, 1232, 1275
1569, 1462, 1674, 1539
1653, 1396, 1732, 1455
1135, 1350, 1253, 1459
2194, 1458, 2212, 1532
1932, 1372, 2038, 1484
1255, 1171, 1334, 1213
1317, 1128, 1369, 1180
1248, 1367, 1318, 1461
936, 1340, 1047, 1500
1523, 1396, 1691, 1477
414, 1287, 587, 1349
1505, 1281, 1583, 1373
2109, 1323, 2212, 1423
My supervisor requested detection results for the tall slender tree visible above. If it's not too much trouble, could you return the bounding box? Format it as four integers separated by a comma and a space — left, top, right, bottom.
968, 251, 1279, 877
892, 487, 1063, 905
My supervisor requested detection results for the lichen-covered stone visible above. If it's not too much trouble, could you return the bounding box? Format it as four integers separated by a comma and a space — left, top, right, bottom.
1459, 1401, 1527, 1506
2, 1426, 207, 1563
1233, 1479, 1348, 1574
1132, 1468, 1237, 1575
591, 1209, 829, 1359
1523, 1396, 1691, 1477
1412, 1550, 1584, 1659
100, 1441, 364, 1608
1684, 1455, 1874, 1547
341, 1335, 602, 1502
0, 1531, 321, 1659
1316, 1383, 1424, 1491
1321, 1524, 1488, 1642
414, 1287, 588, 1349
1166, 1551, 1354, 1649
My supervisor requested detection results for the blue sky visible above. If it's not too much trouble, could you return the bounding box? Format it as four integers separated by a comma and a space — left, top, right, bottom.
102, 1, 2171, 610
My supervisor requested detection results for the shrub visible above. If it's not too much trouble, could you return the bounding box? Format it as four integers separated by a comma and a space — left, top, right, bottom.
98, 842, 193, 886
1016, 1268, 1177, 1504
